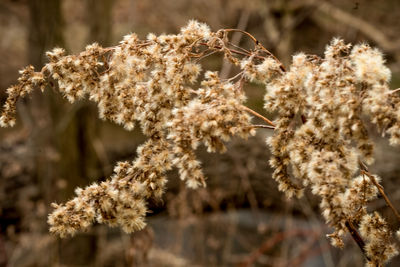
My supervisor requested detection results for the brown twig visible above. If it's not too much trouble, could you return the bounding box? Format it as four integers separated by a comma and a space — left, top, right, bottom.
361, 170, 400, 222
228, 41, 252, 55
345, 220, 371, 262
198, 28, 286, 73
251, 124, 275, 130
223, 29, 286, 72
194, 50, 219, 62
388, 88, 400, 95
312, 1, 400, 54
241, 106, 275, 127
199, 42, 266, 60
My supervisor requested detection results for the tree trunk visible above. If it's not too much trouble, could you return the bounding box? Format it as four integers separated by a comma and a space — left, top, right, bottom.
28, 0, 65, 68
27, 0, 113, 265
27, 0, 65, 205
86, 0, 113, 46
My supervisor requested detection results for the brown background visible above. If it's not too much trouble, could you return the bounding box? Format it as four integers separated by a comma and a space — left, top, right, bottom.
0, 0, 400, 266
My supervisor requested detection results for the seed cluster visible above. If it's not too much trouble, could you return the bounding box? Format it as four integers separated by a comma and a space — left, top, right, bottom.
1, 21, 254, 237
251, 39, 399, 265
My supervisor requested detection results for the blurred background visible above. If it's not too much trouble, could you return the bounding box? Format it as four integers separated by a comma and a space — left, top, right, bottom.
0, 0, 400, 266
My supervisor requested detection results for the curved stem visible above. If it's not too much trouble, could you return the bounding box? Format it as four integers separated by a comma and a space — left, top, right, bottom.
242, 105, 275, 127
223, 29, 286, 72
388, 88, 400, 94
199, 42, 266, 60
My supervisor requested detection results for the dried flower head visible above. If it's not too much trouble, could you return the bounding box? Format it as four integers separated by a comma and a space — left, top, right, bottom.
262, 38, 400, 265
1, 21, 256, 238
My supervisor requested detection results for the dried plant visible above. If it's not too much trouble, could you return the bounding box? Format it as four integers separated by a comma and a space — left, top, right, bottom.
1, 20, 400, 266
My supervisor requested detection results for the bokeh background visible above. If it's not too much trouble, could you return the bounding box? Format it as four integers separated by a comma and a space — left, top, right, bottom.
0, 0, 400, 266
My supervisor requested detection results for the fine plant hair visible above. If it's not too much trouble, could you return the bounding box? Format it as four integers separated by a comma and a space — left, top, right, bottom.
1, 20, 400, 266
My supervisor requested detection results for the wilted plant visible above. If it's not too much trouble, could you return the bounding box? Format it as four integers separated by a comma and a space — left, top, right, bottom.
1, 20, 400, 266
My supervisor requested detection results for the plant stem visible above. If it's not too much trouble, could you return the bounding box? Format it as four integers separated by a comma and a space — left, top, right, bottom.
345, 220, 371, 262
361, 170, 400, 222
242, 106, 275, 127
251, 124, 275, 129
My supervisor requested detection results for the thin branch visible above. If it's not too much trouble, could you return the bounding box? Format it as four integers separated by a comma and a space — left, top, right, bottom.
199, 42, 266, 60
220, 9, 250, 79
194, 50, 219, 63
225, 71, 244, 82
223, 29, 260, 45
345, 220, 371, 262
361, 170, 400, 222
310, 1, 400, 54
223, 28, 286, 72
250, 124, 275, 130
227, 41, 252, 54
241, 106, 275, 127
388, 88, 400, 95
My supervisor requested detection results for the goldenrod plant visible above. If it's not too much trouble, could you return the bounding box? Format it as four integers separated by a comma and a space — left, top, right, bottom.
1, 20, 400, 266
